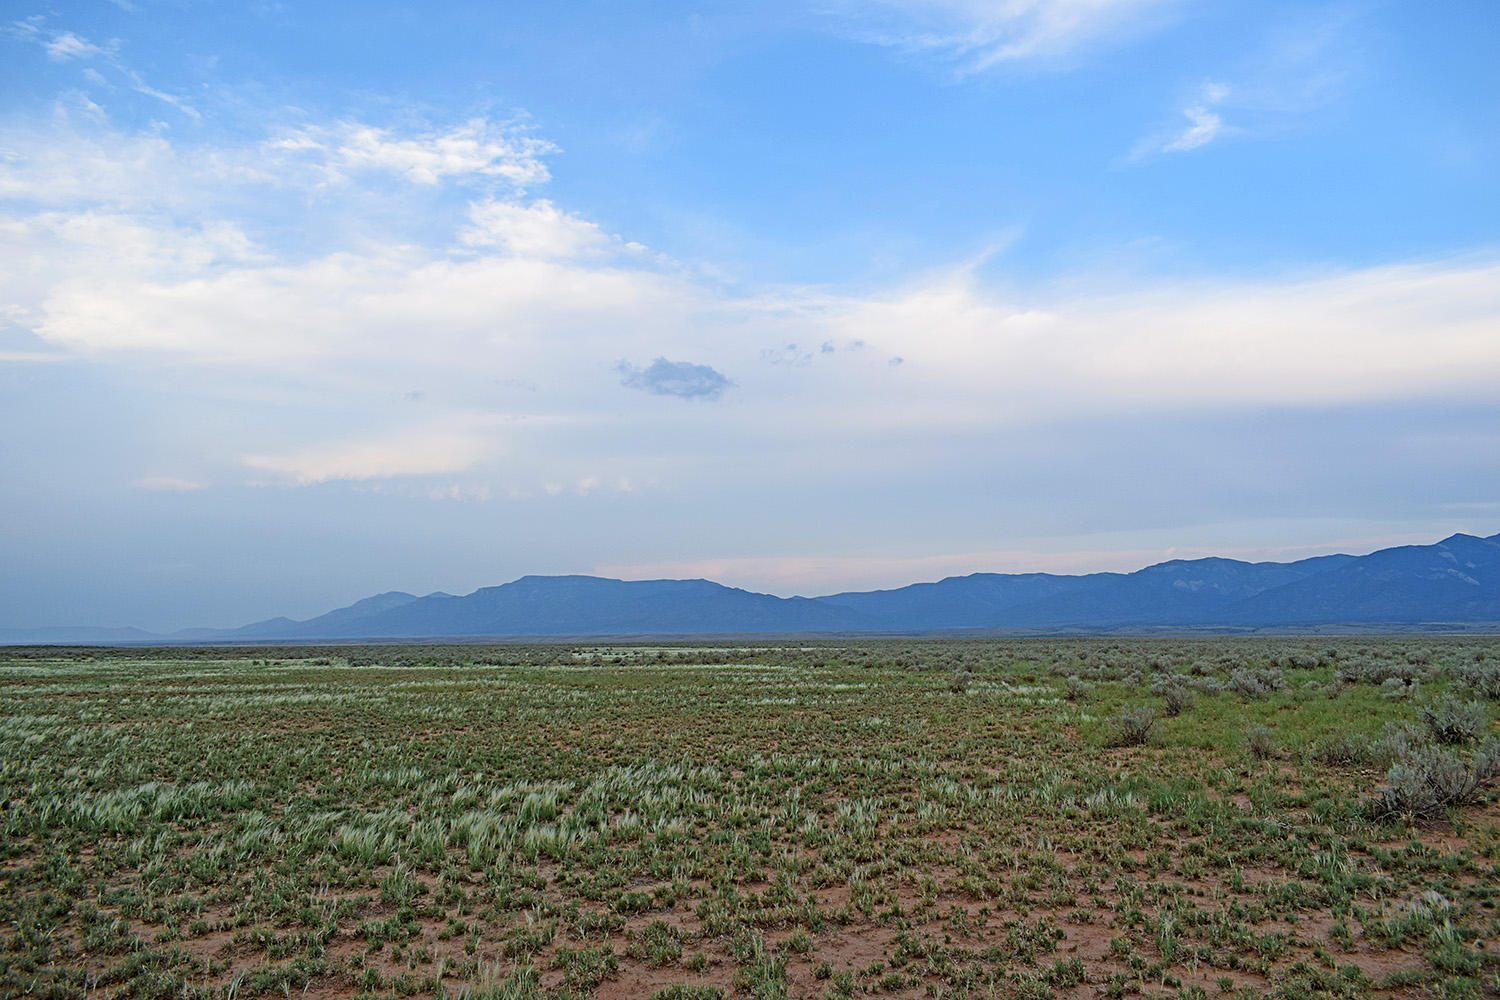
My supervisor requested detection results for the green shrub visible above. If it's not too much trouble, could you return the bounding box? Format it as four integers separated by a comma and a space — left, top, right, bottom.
1454, 661, 1500, 699
1243, 722, 1278, 760
1420, 695, 1488, 745
1368, 746, 1482, 819
1228, 667, 1284, 698
1153, 680, 1194, 717
1107, 705, 1156, 747
1381, 677, 1417, 700
1372, 721, 1425, 766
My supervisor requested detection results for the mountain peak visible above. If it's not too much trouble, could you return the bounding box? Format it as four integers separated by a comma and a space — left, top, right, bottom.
1439, 532, 1491, 546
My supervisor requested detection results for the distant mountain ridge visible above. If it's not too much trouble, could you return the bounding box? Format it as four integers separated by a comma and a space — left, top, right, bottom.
4, 531, 1498, 643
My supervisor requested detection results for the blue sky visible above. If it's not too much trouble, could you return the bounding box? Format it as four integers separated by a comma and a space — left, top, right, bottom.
2, 0, 1498, 630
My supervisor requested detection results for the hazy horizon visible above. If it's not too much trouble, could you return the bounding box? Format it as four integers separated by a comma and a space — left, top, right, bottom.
12, 527, 1499, 633
4, 2, 1498, 631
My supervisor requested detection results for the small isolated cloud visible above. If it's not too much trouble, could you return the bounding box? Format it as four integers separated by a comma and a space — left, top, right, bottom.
1131, 8, 1361, 164
1163, 103, 1224, 152
761, 343, 814, 367
1131, 81, 1231, 159
616, 357, 734, 400
131, 476, 207, 492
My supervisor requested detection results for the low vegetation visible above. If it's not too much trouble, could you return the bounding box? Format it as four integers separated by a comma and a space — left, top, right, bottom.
2, 637, 1498, 999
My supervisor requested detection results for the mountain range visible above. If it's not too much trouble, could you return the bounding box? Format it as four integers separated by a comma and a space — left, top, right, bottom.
4, 531, 1498, 643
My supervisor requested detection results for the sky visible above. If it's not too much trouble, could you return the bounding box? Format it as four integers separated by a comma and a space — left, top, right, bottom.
2, 0, 1498, 631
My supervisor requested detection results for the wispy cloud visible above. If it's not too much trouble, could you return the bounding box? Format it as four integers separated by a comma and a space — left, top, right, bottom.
1131, 80, 1232, 159
1129, 8, 1362, 162
1163, 103, 1223, 152
243, 420, 502, 484
131, 476, 208, 492
10, 19, 198, 120
833, 0, 1180, 72
43, 31, 109, 61
268, 119, 554, 187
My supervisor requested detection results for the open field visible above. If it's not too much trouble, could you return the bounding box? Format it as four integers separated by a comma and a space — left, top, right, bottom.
3, 639, 1499, 1000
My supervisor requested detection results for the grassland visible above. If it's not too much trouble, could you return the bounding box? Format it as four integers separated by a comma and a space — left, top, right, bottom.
2, 638, 1498, 1000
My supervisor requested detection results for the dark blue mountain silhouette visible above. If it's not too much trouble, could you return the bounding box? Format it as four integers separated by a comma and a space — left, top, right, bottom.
3, 531, 1496, 643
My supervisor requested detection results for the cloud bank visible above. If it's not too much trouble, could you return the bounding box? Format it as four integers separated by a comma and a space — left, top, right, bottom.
3, 108, 1498, 510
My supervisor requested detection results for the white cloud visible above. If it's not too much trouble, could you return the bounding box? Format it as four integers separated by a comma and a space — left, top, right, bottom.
0, 120, 193, 207
6, 111, 1500, 500
15, 125, 1500, 428
1162, 102, 1223, 152
460, 199, 612, 258
819, 259, 1500, 417
44, 31, 108, 61
838, 0, 1179, 71
243, 419, 502, 484
1131, 80, 1231, 159
31, 246, 693, 369
268, 119, 554, 187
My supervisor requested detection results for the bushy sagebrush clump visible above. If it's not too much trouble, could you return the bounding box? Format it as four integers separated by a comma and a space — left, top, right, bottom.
1153, 680, 1194, 718
1106, 705, 1156, 748
1368, 746, 1483, 819
1228, 667, 1285, 698
1454, 661, 1500, 700
1337, 659, 1423, 688
1419, 695, 1489, 745
1189, 676, 1225, 695
1243, 722, 1279, 760
1372, 722, 1426, 767
1381, 677, 1418, 700
1476, 736, 1500, 782
1063, 675, 1092, 702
